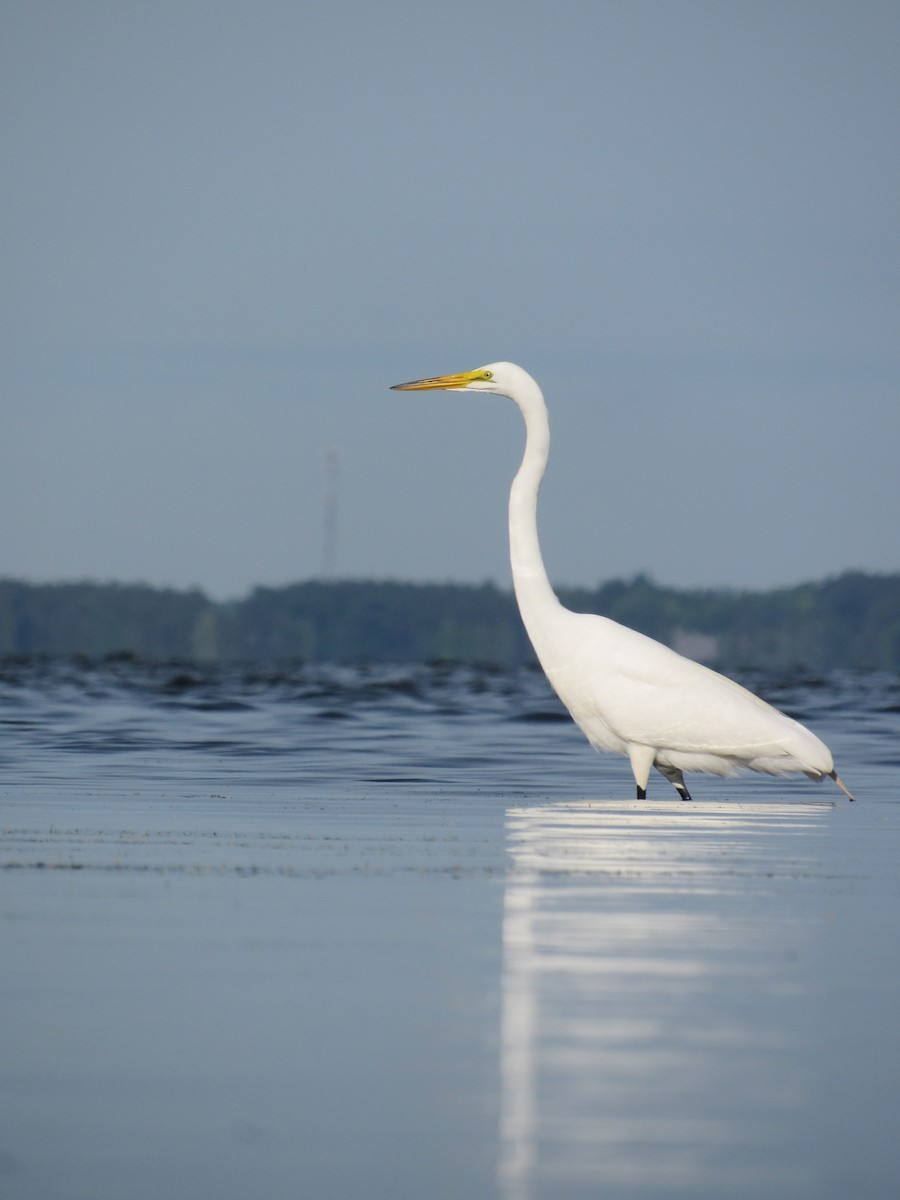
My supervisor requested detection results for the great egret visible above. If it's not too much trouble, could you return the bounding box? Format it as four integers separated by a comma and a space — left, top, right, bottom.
392, 362, 855, 802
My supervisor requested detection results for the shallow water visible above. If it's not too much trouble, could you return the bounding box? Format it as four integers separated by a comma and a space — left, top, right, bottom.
1, 660, 899, 1198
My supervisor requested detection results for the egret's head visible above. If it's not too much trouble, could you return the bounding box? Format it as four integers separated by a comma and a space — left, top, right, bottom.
391, 361, 527, 398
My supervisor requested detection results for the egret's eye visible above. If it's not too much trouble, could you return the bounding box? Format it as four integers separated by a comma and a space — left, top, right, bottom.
482, 370, 493, 380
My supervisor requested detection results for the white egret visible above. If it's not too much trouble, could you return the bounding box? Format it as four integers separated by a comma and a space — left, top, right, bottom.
392, 362, 855, 802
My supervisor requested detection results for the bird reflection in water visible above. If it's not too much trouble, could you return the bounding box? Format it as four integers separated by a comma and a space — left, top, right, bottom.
498, 798, 833, 1200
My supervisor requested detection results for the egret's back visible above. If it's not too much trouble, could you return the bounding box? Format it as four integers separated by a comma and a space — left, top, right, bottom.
535, 608, 834, 780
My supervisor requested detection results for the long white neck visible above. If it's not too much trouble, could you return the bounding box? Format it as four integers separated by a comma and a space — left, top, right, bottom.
508, 376, 565, 654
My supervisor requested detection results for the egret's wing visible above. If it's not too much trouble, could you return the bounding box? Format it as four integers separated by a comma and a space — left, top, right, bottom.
562, 615, 815, 760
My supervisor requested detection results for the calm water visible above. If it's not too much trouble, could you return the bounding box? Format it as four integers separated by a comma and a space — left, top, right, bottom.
2, 659, 899, 1199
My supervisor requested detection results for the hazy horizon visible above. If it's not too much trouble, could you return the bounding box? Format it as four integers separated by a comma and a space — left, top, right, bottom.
3, 563, 895, 608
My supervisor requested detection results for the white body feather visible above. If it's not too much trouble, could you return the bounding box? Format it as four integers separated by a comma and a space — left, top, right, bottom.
532, 606, 832, 782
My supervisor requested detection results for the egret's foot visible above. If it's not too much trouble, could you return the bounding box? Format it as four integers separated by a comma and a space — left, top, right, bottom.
636, 785, 647, 800
675, 784, 693, 802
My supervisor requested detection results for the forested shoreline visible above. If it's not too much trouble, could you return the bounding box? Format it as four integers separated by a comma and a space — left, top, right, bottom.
1, 573, 898, 671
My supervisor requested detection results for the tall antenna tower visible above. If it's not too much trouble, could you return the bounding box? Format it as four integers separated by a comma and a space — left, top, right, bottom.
322, 446, 340, 578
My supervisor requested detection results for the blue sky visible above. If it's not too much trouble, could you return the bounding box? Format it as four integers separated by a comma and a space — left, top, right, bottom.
2, 1, 898, 598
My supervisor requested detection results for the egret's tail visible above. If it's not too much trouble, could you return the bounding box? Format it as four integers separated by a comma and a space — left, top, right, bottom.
829, 770, 856, 802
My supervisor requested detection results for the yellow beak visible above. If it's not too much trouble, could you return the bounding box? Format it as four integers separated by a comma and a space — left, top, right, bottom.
391, 369, 483, 391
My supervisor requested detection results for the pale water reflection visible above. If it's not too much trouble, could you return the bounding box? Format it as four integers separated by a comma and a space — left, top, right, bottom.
500, 800, 836, 1200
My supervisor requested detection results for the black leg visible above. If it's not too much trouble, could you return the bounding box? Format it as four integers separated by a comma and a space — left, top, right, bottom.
636, 785, 646, 800
655, 764, 692, 801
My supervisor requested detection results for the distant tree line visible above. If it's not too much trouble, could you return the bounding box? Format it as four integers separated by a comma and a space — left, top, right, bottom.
0, 572, 898, 670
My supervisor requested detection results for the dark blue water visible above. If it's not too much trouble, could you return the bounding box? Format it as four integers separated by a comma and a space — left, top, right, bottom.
1, 660, 899, 1200
2, 656, 896, 796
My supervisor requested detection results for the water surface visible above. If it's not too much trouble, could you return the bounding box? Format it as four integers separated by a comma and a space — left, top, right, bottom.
1, 661, 898, 1198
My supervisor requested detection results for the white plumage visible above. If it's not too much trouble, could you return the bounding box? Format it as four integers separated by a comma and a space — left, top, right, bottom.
392, 361, 854, 802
